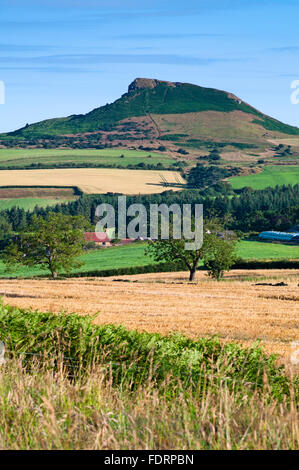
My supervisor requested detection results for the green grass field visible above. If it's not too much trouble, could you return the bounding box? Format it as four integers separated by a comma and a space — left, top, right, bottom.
228, 165, 299, 189
0, 148, 175, 169
0, 243, 151, 278
236, 240, 299, 260
0, 198, 70, 211
0, 240, 297, 278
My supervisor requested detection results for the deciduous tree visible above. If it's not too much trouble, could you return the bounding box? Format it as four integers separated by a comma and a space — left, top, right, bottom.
2, 212, 90, 279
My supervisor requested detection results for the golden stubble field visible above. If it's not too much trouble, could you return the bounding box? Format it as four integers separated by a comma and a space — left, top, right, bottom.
1, 269, 298, 363
0, 168, 185, 195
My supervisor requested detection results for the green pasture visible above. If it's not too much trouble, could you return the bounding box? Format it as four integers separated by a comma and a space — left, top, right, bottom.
0, 243, 151, 278
0, 240, 297, 279
228, 165, 299, 189
0, 148, 175, 168
0, 198, 70, 211
236, 240, 299, 260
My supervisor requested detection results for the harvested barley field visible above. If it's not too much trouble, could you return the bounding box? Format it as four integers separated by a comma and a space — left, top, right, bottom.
1, 269, 298, 363
0, 168, 185, 195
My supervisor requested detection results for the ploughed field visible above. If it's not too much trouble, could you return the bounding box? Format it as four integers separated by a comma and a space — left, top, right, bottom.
1, 269, 298, 361
0, 168, 185, 195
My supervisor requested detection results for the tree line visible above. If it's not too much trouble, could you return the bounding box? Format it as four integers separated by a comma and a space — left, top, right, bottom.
0, 184, 297, 239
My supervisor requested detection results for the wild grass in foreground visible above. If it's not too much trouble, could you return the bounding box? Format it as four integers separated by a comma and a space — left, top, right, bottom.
0, 357, 298, 450
0, 302, 298, 449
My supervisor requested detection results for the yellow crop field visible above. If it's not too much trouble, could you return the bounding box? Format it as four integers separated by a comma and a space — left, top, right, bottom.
0, 168, 185, 195
1, 269, 298, 363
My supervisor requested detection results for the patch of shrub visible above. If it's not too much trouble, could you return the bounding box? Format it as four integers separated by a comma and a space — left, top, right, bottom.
0, 301, 297, 401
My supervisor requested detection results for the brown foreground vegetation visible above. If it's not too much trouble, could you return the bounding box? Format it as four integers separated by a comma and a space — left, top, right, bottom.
1, 269, 298, 362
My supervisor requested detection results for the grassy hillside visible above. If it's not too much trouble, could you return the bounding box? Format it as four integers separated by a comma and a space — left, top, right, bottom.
228, 165, 299, 189
4, 78, 299, 139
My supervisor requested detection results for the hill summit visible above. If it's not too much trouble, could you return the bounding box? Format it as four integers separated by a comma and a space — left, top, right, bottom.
128, 78, 178, 92
128, 78, 243, 103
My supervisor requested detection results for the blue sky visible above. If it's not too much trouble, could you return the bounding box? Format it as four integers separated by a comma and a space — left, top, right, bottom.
1, 0, 299, 133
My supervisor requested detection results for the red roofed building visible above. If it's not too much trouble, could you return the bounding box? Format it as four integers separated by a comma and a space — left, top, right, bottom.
84, 232, 111, 246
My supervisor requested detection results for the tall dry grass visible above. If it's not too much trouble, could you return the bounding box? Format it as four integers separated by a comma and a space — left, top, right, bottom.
0, 357, 298, 450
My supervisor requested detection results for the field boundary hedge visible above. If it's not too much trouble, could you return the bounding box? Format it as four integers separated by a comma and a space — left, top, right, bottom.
0, 162, 179, 171
7, 258, 297, 280
62, 258, 299, 278
63, 259, 299, 278
232, 259, 299, 269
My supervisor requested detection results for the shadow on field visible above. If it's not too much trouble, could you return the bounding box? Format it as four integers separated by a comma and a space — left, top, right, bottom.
0, 292, 44, 299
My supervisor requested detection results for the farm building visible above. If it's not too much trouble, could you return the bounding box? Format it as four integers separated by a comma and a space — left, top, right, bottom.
84, 232, 137, 247
258, 231, 299, 243
84, 232, 111, 246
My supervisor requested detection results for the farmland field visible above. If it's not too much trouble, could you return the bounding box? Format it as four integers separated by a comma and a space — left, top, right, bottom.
0, 148, 176, 168
1, 268, 298, 360
0, 240, 297, 279
0, 187, 76, 199
236, 240, 299, 259
0, 243, 152, 278
0, 168, 185, 195
0, 198, 71, 211
268, 137, 299, 146
228, 165, 299, 189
